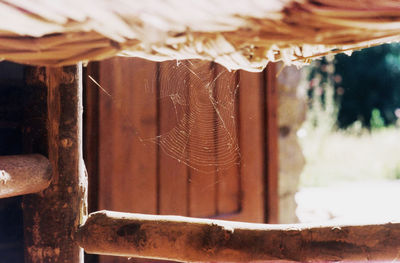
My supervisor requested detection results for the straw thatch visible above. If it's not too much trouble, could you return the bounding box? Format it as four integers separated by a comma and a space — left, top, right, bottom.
0, 0, 400, 71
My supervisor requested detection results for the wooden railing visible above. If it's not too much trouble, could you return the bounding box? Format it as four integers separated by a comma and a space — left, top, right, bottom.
77, 211, 400, 262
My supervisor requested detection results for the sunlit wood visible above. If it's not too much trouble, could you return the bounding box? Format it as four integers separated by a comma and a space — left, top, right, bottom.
78, 210, 400, 262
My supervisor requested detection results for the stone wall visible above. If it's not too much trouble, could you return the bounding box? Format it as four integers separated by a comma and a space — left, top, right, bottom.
277, 65, 307, 223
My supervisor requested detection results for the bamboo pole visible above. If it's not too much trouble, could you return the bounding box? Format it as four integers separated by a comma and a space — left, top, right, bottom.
77, 210, 400, 262
0, 154, 51, 198
22, 65, 87, 263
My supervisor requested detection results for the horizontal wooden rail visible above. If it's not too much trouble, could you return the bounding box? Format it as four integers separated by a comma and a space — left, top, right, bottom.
0, 154, 51, 198
77, 210, 400, 262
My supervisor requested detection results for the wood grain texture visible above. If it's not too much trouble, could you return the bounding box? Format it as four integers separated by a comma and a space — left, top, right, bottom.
265, 63, 279, 223
85, 59, 281, 263
83, 62, 101, 263
232, 70, 266, 223
214, 64, 240, 216
22, 65, 87, 263
187, 61, 217, 217
79, 211, 400, 262
98, 57, 158, 214
97, 58, 158, 263
90, 59, 276, 223
83, 62, 100, 214
158, 61, 189, 216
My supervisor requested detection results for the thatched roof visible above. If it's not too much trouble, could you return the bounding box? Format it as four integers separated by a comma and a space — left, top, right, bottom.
1, 0, 399, 71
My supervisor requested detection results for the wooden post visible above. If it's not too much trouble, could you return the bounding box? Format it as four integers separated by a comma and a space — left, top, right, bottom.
78, 210, 400, 262
0, 154, 51, 198
22, 65, 87, 263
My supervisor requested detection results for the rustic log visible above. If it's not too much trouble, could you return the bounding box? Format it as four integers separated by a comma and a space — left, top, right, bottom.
22, 65, 87, 263
0, 154, 51, 198
77, 210, 400, 262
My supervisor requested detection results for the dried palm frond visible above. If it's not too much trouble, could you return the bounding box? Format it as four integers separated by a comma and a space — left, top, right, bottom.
0, 0, 399, 70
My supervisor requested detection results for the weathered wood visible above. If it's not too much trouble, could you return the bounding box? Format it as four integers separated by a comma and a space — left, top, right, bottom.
83, 62, 100, 263
188, 61, 218, 217
22, 65, 87, 263
78, 210, 400, 262
83, 62, 100, 214
96, 57, 158, 263
158, 61, 190, 216
234, 70, 266, 223
214, 64, 240, 216
265, 63, 279, 223
0, 154, 51, 198
86, 59, 279, 226
97, 57, 158, 214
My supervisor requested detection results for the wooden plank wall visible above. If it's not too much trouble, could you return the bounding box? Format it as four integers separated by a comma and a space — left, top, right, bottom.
84, 58, 278, 263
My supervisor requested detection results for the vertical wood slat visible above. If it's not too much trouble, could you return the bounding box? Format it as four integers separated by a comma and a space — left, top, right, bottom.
188, 61, 217, 217
214, 64, 240, 215
83, 62, 100, 263
265, 63, 279, 223
234, 70, 266, 223
97, 58, 158, 263
98, 58, 158, 214
83, 62, 100, 214
22, 65, 87, 263
96, 60, 113, 211
158, 61, 189, 216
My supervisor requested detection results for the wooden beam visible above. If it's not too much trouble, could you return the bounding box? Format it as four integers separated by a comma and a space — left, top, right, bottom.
78, 210, 400, 262
0, 154, 51, 198
22, 65, 87, 263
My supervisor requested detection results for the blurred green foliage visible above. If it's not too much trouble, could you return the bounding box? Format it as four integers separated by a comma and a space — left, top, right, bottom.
370, 108, 385, 129
307, 43, 400, 130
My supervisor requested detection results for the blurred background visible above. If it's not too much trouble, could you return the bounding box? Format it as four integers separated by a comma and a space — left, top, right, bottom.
296, 43, 400, 223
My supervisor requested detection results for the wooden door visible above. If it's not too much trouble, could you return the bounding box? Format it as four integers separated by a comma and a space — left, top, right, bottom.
84, 57, 278, 263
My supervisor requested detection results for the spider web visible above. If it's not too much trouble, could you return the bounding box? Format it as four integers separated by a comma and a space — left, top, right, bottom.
91, 58, 241, 172
152, 60, 240, 172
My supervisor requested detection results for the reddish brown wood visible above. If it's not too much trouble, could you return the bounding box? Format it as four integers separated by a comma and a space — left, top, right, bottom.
228, 70, 266, 223
214, 64, 240, 215
79, 211, 400, 263
83, 62, 100, 214
98, 57, 158, 213
85, 60, 280, 263
22, 65, 87, 263
158, 61, 189, 216
265, 63, 279, 223
97, 58, 158, 263
88, 59, 279, 221
83, 62, 101, 263
0, 154, 51, 198
187, 61, 217, 217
